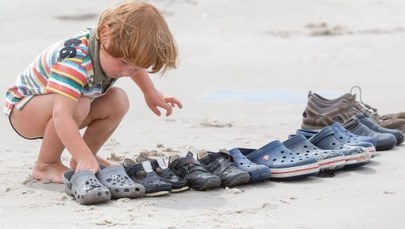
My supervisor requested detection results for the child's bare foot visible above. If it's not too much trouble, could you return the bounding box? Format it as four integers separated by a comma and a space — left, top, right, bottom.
32, 161, 70, 184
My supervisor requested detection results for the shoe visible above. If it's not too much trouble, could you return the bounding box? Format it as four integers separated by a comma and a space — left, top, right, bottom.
123, 159, 172, 197
197, 150, 251, 187
168, 152, 222, 191
355, 113, 404, 145
136, 154, 189, 193
228, 148, 271, 183
306, 126, 371, 168
63, 170, 111, 205
329, 122, 377, 149
297, 124, 377, 158
237, 140, 320, 179
283, 134, 346, 171
379, 112, 405, 133
96, 165, 145, 199
301, 87, 381, 130
343, 117, 397, 151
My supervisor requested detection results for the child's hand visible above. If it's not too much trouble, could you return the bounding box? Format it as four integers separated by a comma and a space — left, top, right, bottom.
75, 156, 100, 174
145, 90, 183, 116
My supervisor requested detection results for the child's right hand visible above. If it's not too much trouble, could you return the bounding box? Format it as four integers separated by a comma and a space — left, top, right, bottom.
75, 156, 100, 174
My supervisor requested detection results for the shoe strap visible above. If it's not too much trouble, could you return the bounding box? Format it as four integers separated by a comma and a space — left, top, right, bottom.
170, 157, 206, 177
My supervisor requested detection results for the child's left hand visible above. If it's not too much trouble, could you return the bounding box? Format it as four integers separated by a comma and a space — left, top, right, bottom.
144, 89, 182, 116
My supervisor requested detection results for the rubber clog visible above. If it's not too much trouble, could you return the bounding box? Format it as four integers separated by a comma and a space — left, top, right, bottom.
283, 134, 346, 171
97, 164, 145, 199
228, 148, 271, 183
297, 123, 377, 158
238, 140, 320, 179
63, 170, 111, 205
307, 126, 370, 168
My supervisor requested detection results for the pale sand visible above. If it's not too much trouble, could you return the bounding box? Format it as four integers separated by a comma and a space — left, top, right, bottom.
1, 0, 405, 228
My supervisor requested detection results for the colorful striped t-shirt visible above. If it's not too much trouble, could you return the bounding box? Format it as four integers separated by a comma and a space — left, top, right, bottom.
3, 27, 116, 116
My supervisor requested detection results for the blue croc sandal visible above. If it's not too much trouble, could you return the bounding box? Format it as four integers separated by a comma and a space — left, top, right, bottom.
297, 124, 377, 158
63, 170, 111, 205
283, 134, 346, 171
97, 165, 145, 199
228, 148, 271, 183
238, 140, 320, 179
307, 126, 370, 168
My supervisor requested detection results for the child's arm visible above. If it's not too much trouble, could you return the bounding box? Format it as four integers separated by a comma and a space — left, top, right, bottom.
130, 69, 182, 116
53, 94, 99, 172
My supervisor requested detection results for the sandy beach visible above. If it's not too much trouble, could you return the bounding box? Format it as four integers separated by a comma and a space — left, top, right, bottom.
1, 0, 405, 228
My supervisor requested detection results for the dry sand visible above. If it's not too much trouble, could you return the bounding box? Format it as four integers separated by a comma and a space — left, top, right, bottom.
1, 0, 405, 228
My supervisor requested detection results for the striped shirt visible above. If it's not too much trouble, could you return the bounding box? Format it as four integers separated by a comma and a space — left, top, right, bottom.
3, 27, 115, 116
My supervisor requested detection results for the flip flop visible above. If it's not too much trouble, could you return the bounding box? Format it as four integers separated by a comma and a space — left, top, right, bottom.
63, 170, 111, 205
96, 165, 145, 199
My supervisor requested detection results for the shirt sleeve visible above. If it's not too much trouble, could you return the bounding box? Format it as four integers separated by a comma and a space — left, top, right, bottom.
46, 59, 88, 101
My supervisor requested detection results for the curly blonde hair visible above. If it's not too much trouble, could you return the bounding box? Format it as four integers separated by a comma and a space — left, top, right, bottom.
97, 1, 177, 74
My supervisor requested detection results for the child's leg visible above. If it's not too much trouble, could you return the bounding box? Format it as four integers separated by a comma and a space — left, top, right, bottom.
70, 87, 130, 169
10, 94, 70, 183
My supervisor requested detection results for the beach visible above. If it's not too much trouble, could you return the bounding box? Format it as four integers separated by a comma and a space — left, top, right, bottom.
1, 0, 405, 228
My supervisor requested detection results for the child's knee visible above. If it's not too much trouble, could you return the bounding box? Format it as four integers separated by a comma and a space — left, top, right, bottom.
108, 87, 130, 115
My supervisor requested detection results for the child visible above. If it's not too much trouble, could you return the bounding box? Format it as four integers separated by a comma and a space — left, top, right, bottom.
3, 1, 182, 183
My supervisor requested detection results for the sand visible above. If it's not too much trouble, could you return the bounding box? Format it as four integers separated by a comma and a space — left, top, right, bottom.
1, 0, 405, 228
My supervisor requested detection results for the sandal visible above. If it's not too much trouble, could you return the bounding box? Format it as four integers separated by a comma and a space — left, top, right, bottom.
96, 165, 145, 199
283, 134, 346, 171
228, 148, 271, 183
296, 123, 377, 158
63, 170, 111, 205
136, 155, 189, 193
123, 159, 172, 197
307, 126, 371, 168
238, 140, 320, 179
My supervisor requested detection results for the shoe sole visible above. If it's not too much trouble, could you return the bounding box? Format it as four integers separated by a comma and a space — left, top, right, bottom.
222, 173, 251, 187
145, 190, 171, 197
376, 144, 396, 151
171, 186, 189, 193
318, 156, 347, 171
191, 178, 222, 191
270, 163, 320, 179
343, 151, 370, 167
367, 146, 377, 158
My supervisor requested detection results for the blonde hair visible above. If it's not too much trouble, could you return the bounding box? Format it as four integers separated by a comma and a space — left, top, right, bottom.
97, 1, 177, 74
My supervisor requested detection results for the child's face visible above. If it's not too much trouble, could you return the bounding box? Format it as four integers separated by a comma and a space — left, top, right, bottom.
99, 48, 141, 78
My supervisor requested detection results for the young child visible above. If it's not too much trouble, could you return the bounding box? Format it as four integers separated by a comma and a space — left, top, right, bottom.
3, 1, 182, 183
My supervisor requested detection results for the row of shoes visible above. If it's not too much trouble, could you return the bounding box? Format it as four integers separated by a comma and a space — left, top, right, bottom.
63, 87, 404, 205
64, 113, 398, 205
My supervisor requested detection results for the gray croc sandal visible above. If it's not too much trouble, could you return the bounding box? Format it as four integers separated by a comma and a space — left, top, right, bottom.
63, 170, 111, 205
96, 165, 145, 199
